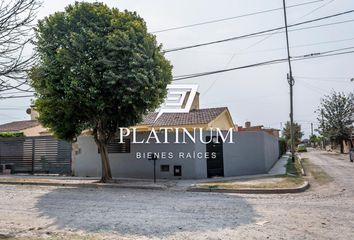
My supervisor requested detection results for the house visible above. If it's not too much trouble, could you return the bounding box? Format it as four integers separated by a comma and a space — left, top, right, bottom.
236, 121, 280, 139
0, 107, 71, 175
134, 107, 235, 132
0, 108, 49, 136
74, 93, 280, 179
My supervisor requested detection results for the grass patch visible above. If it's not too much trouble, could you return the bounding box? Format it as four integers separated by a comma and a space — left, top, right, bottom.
286, 156, 302, 176
197, 176, 305, 190
302, 158, 333, 185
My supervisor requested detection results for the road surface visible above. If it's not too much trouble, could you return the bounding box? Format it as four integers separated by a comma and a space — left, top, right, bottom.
0, 149, 353, 239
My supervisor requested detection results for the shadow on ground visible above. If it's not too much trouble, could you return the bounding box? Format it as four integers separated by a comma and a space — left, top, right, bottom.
35, 187, 257, 238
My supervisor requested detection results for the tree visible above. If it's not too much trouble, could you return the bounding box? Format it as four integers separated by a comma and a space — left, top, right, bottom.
282, 121, 303, 147
30, 2, 172, 182
317, 92, 354, 153
0, 0, 40, 96
309, 134, 322, 148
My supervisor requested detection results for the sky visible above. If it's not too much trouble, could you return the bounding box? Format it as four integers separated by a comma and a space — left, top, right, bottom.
1, 0, 353, 138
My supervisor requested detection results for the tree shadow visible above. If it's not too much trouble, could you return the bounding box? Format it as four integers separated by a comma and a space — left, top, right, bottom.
35, 187, 257, 238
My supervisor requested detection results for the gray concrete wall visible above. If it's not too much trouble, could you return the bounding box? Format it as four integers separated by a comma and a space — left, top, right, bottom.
74, 131, 279, 179
222, 132, 266, 177
263, 132, 280, 171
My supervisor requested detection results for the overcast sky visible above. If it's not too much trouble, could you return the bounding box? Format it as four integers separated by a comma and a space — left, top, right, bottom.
1, 0, 353, 138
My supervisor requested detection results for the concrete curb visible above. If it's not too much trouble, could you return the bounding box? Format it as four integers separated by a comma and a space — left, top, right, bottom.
297, 154, 306, 176
187, 181, 310, 194
0, 180, 166, 190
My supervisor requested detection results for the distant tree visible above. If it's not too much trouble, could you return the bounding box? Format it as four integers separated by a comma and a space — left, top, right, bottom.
317, 92, 354, 153
309, 134, 322, 148
30, 2, 172, 182
282, 121, 303, 147
0, 0, 40, 95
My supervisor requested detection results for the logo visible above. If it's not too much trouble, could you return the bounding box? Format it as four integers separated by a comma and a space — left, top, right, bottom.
156, 84, 198, 120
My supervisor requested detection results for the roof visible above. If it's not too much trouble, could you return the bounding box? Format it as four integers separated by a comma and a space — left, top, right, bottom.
140, 107, 228, 127
0, 120, 40, 132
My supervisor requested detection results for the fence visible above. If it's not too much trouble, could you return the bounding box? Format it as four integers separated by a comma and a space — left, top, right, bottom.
0, 136, 72, 175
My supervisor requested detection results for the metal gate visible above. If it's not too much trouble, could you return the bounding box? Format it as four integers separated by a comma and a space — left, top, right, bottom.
0, 136, 72, 174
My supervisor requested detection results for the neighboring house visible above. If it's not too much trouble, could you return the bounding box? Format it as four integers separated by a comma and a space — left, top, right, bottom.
236, 121, 280, 139
0, 107, 49, 136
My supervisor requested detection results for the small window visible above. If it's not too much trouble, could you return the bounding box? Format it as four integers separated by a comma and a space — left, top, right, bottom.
160, 165, 170, 172
174, 165, 182, 176
98, 139, 130, 154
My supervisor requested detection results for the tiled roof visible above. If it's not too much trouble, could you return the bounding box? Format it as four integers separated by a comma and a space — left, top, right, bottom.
0, 120, 40, 132
140, 107, 228, 127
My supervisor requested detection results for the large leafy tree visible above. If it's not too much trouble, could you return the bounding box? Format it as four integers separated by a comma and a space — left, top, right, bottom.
282, 121, 303, 147
317, 92, 354, 153
30, 2, 172, 182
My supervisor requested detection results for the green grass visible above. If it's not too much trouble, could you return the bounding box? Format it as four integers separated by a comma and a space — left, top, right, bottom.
286, 156, 302, 176
197, 176, 305, 189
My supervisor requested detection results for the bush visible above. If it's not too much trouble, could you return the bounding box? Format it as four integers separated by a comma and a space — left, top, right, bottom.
0, 132, 25, 137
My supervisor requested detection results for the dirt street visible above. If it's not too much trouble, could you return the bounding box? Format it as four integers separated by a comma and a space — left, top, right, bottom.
0, 149, 353, 240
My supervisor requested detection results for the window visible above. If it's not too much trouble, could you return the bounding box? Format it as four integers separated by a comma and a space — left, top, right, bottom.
98, 139, 130, 154
174, 165, 182, 176
160, 165, 170, 172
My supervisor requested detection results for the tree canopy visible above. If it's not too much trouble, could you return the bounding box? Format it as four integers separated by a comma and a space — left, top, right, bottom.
282, 121, 303, 147
30, 2, 172, 181
317, 91, 354, 152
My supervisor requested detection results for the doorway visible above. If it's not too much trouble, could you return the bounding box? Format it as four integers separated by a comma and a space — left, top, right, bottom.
206, 136, 224, 178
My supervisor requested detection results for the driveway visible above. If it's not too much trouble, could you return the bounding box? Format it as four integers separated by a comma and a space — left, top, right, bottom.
0, 149, 353, 240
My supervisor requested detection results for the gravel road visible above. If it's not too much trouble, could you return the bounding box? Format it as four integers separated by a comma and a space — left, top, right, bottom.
0, 149, 353, 240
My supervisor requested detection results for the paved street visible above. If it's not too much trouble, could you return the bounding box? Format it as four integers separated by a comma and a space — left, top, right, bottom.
0, 149, 353, 240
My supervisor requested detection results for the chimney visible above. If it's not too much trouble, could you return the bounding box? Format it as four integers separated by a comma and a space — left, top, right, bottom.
245, 121, 251, 128
26, 105, 39, 120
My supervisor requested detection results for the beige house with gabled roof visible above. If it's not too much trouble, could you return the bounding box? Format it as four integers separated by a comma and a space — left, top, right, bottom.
135, 107, 235, 132
0, 120, 49, 136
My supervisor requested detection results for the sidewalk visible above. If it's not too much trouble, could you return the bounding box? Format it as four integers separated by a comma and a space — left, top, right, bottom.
0, 155, 291, 192
0, 175, 168, 190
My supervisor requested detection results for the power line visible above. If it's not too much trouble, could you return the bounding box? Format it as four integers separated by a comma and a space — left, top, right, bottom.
234, 0, 336, 55
163, 18, 354, 56
296, 76, 352, 83
201, 0, 337, 97
163, 10, 354, 53
294, 75, 352, 80
292, 46, 354, 58
152, 0, 325, 33
172, 47, 354, 81
0, 107, 26, 110
0, 95, 35, 99
194, 35, 354, 57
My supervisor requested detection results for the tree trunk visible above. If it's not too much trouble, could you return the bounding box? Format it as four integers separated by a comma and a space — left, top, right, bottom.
96, 141, 112, 182
340, 140, 344, 154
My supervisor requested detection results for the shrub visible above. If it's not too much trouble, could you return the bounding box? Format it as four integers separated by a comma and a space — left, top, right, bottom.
0, 132, 25, 137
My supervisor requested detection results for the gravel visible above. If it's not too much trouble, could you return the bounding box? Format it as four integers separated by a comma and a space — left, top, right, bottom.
0, 149, 353, 240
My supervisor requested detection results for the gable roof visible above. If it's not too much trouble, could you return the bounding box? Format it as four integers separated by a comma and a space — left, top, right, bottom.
0, 120, 40, 132
140, 107, 228, 127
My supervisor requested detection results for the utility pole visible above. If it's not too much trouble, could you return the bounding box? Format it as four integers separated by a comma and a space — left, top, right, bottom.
311, 122, 314, 147
282, 0, 295, 162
